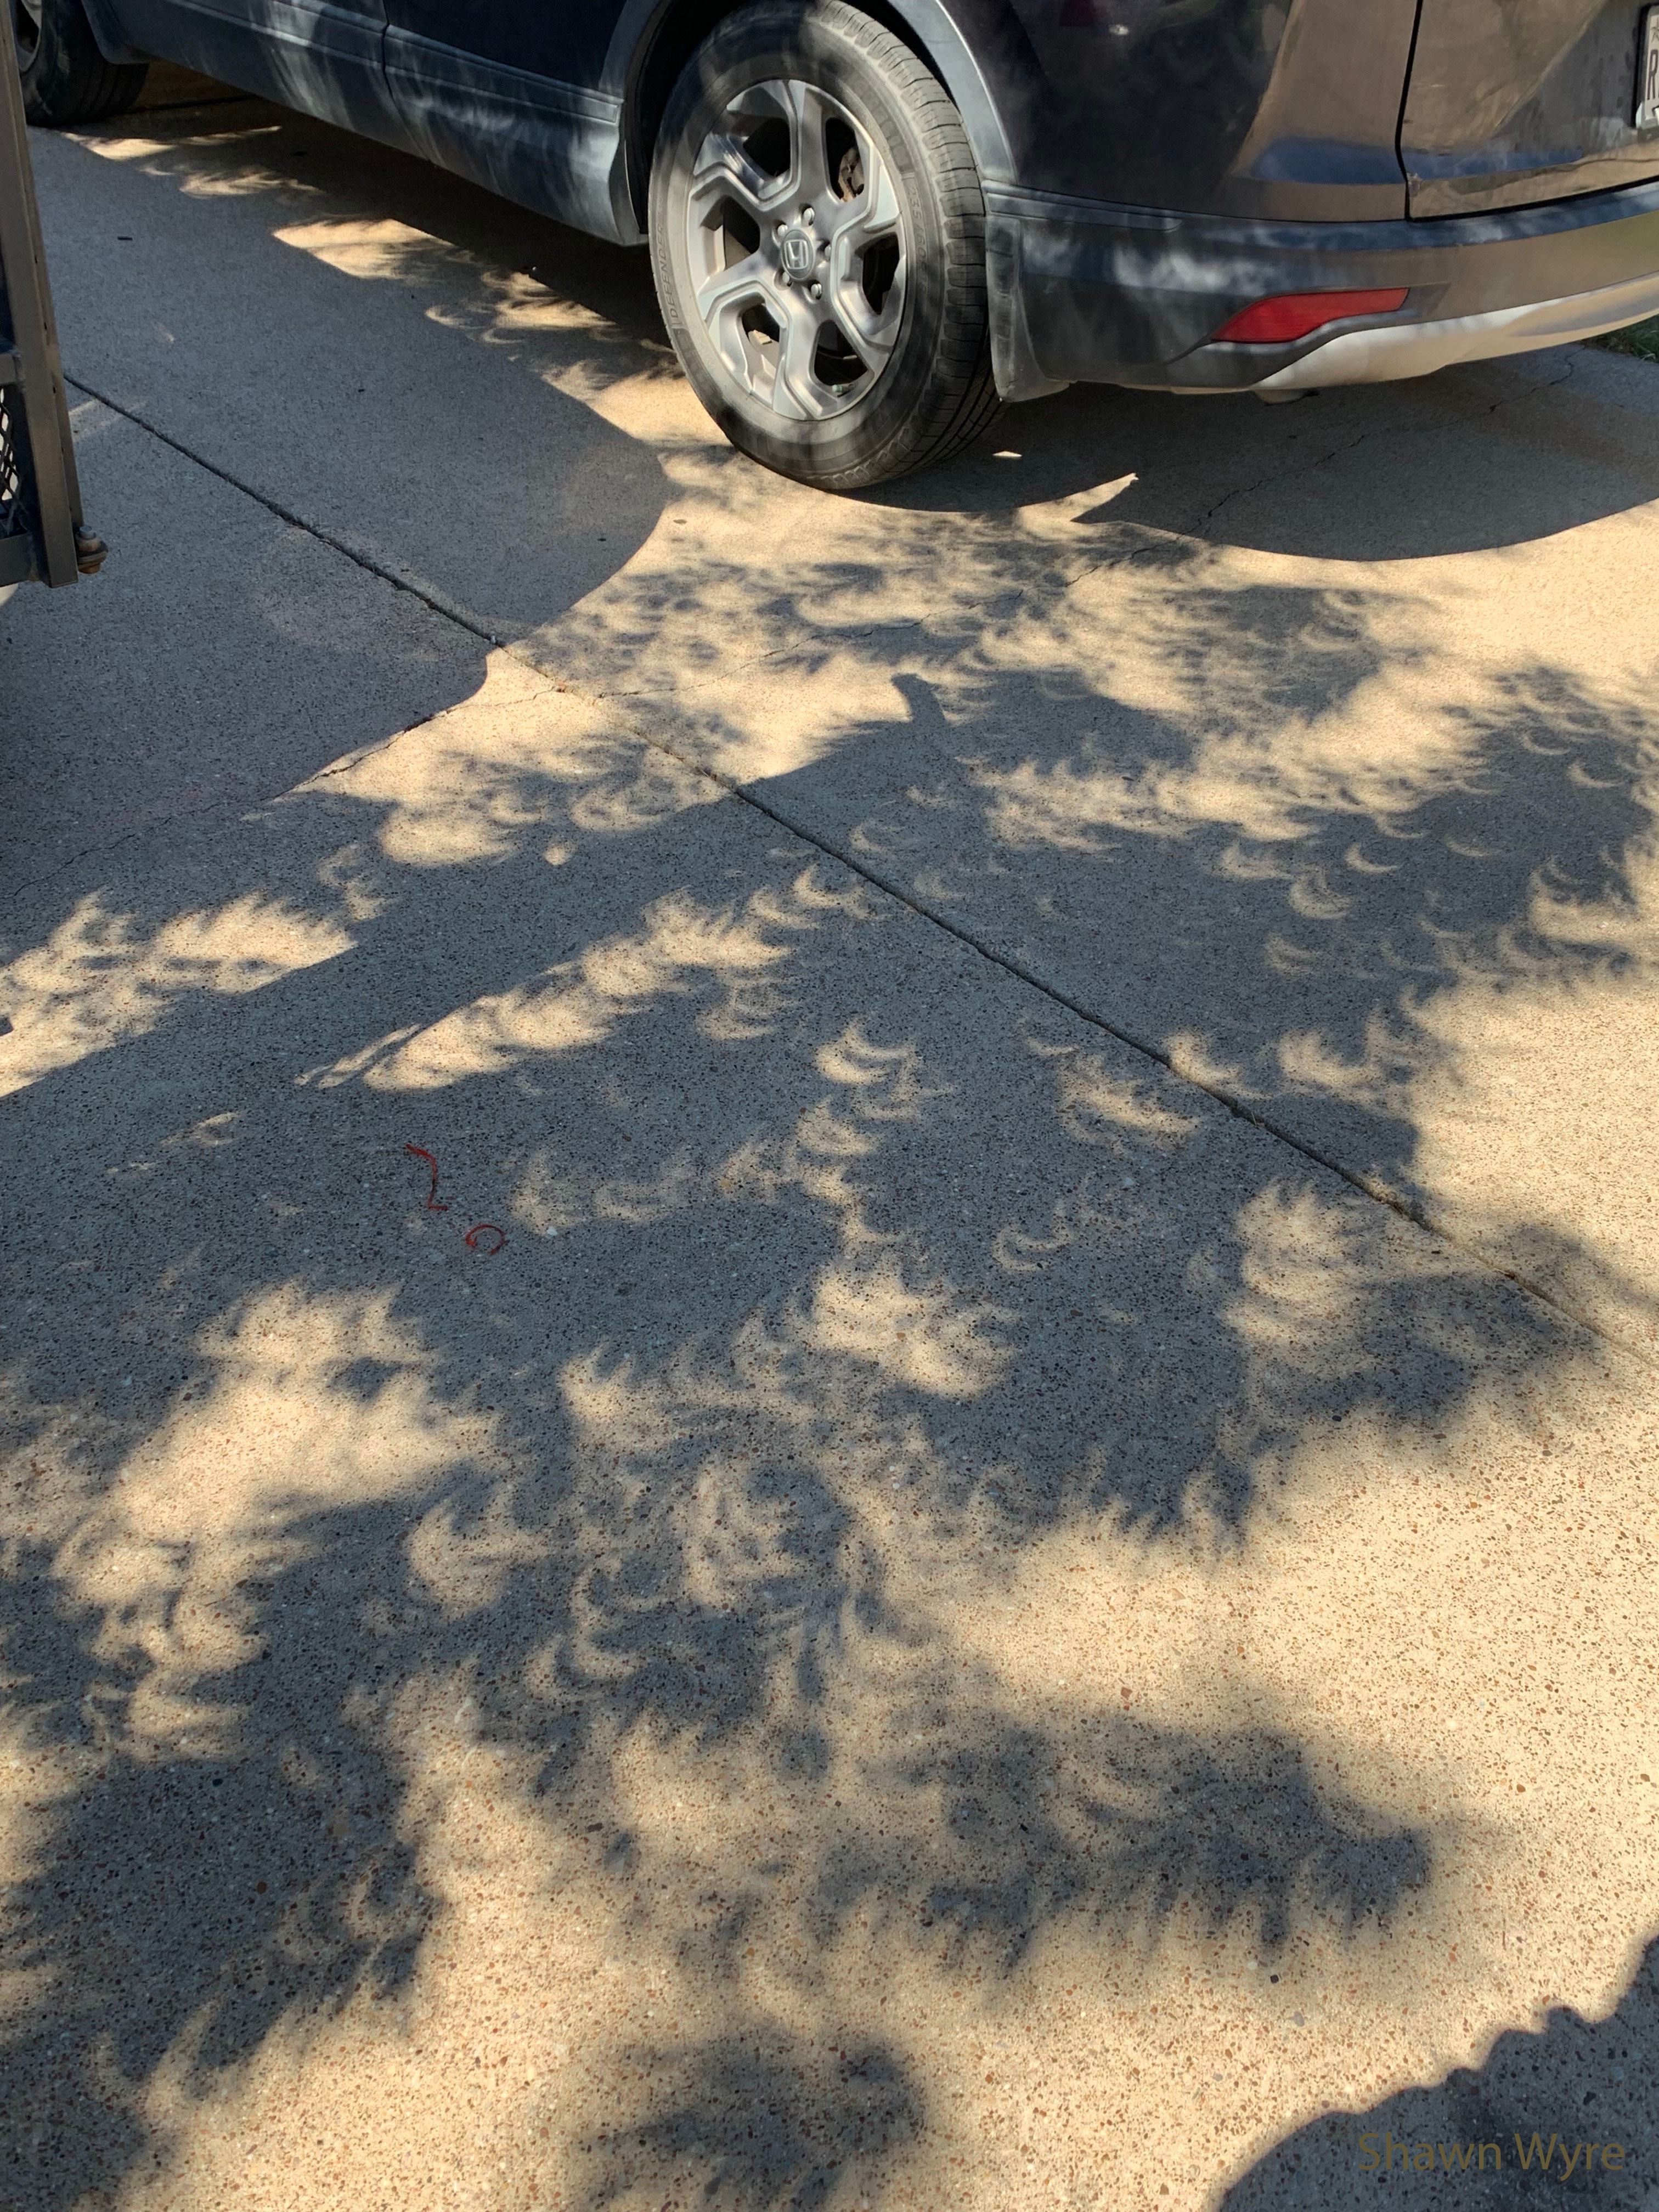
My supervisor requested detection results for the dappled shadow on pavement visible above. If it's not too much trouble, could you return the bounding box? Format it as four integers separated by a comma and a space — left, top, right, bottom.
4, 74, 1659, 2212
1, 616, 1647, 2203
1224, 1935, 1659, 2209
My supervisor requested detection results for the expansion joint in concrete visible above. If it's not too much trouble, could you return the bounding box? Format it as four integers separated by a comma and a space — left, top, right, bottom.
65, 372, 1651, 1374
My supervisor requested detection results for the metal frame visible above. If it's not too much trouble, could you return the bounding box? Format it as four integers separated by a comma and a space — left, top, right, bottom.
1, 19, 86, 588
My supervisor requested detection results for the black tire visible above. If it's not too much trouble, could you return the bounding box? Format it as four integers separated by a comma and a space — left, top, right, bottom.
648, 0, 1000, 490
14, 0, 148, 127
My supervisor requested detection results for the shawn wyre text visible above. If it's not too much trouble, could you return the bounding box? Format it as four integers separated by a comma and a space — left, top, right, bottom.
1360, 2132, 1627, 2179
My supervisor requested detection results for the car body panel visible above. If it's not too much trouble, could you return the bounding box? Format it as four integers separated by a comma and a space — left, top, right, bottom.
382, 0, 618, 93
97, 0, 1427, 229
83, 0, 1659, 404
988, 166, 1659, 393
381, 27, 636, 241
996, 0, 1418, 221
106, 0, 400, 138
1402, 0, 1659, 216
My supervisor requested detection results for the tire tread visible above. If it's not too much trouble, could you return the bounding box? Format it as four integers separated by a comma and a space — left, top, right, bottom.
20, 0, 148, 128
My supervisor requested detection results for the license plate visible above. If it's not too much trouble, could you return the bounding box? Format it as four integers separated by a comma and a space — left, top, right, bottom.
1639, 4, 1659, 129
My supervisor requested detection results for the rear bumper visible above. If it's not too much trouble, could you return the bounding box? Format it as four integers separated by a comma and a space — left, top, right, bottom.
985, 176, 1659, 402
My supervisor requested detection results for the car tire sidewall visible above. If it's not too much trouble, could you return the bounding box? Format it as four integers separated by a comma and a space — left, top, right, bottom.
19, 0, 76, 112
650, 4, 953, 487
16, 0, 144, 125
16, 5, 62, 118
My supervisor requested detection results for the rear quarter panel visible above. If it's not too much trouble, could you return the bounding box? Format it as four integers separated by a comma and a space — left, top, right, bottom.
1403, 0, 1659, 215
989, 0, 1415, 218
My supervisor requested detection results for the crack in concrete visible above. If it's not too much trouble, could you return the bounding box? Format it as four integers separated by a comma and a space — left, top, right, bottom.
65, 375, 507, 650
1198, 416, 1384, 533
1186, 354, 1580, 538
2, 825, 146, 908
50, 368, 1657, 1375
1484, 356, 1578, 414
5, 380, 505, 890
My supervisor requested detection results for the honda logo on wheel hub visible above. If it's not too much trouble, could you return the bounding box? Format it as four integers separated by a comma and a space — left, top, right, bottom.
780, 229, 815, 276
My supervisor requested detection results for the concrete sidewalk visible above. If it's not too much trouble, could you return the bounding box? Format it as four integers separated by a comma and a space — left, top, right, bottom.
3, 66, 1658, 2212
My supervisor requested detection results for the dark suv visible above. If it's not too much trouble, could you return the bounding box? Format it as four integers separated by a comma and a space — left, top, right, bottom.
17, 0, 1659, 488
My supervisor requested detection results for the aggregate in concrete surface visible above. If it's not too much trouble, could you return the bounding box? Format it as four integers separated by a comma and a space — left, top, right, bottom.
30, 78, 1659, 1352
2, 66, 1659, 2212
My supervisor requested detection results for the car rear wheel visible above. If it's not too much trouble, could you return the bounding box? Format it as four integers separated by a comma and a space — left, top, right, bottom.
13, 0, 148, 127
648, 0, 1000, 490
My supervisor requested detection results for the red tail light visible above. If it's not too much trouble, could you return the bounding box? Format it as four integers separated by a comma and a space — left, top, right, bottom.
1214, 289, 1410, 345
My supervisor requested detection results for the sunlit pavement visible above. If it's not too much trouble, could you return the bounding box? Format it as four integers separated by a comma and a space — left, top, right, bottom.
4, 63, 1659, 2212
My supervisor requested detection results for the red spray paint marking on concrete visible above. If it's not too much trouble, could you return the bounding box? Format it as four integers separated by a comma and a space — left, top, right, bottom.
405, 1145, 506, 1254
404, 1144, 449, 1212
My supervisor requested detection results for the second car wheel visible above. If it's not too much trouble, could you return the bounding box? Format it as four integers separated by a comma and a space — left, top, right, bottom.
648, 0, 1000, 491
13, 0, 148, 126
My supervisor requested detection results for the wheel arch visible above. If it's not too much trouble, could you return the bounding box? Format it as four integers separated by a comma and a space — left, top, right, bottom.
78, 0, 152, 65
607, 0, 1019, 234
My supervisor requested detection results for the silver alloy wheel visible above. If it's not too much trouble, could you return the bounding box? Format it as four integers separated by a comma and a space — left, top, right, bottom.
685, 77, 906, 422
13, 0, 44, 67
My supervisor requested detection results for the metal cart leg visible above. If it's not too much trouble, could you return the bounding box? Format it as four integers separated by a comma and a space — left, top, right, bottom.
1, 19, 98, 589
